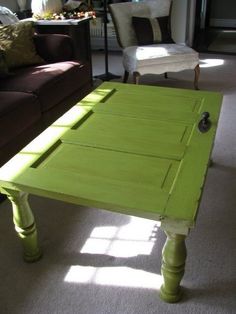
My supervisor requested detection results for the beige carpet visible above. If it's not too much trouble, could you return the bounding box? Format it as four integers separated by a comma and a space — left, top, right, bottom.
208, 31, 236, 53
1, 51, 236, 313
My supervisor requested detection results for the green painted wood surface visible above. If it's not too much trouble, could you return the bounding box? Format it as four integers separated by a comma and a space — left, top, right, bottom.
0, 82, 222, 228
0, 82, 223, 302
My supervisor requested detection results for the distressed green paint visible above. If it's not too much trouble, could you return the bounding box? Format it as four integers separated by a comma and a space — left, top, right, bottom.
4, 189, 42, 262
0, 82, 222, 302
160, 232, 187, 303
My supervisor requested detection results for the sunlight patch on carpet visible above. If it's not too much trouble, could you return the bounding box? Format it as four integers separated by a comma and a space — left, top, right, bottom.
64, 217, 162, 289
200, 58, 224, 68
80, 216, 159, 257
64, 266, 163, 290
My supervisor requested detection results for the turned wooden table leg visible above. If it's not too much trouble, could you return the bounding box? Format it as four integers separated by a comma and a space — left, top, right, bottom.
194, 64, 200, 90
160, 231, 187, 303
5, 189, 42, 262
133, 72, 140, 84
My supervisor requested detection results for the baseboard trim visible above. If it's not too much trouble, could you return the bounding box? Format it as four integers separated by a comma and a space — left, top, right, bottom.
210, 18, 236, 28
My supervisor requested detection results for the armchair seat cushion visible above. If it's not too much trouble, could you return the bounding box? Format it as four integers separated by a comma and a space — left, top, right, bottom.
123, 44, 199, 75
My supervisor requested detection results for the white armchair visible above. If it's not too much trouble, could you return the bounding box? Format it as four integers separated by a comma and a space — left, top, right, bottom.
109, 0, 200, 89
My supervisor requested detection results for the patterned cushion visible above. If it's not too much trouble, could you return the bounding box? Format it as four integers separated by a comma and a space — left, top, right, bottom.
132, 16, 174, 45
0, 21, 44, 69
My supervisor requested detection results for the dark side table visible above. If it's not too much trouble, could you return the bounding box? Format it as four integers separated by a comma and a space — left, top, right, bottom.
34, 18, 93, 86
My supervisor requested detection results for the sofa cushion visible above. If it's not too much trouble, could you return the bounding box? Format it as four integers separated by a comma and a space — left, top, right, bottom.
0, 91, 41, 147
0, 60, 90, 112
34, 34, 74, 63
0, 21, 44, 69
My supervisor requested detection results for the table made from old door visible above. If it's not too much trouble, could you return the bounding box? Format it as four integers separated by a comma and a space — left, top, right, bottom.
0, 82, 222, 303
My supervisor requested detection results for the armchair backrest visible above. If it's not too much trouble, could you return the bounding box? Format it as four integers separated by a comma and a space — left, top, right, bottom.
109, 0, 172, 49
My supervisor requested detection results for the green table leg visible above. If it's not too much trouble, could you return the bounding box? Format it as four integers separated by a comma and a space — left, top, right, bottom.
160, 231, 187, 303
5, 189, 42, 263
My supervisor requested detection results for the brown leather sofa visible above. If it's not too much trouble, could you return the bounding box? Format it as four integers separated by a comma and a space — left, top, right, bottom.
0, 33, 93, 167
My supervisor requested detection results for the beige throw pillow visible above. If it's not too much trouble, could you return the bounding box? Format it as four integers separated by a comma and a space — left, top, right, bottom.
0, 21, 44, 69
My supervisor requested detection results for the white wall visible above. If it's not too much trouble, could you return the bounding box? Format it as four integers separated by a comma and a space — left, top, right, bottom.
172, 0, 196, 46
0, 0, 17, 12
0, 0, 31, 12
172, 0, 188, 44
187, 0, 196, 46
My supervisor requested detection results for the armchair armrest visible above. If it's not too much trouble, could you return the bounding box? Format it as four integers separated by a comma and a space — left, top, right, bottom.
34, 34, 74, 63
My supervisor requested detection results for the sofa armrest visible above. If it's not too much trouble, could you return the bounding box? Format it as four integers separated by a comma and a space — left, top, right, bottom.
34, 34, 74, 63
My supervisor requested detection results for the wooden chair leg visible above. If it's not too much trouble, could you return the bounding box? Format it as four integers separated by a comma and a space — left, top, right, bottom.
194, 64, 200, 90
133, 72, 140, 84
123, 70, 129, 83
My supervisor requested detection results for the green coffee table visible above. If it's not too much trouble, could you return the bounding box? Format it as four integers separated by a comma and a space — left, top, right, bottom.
0, 82, 222, 303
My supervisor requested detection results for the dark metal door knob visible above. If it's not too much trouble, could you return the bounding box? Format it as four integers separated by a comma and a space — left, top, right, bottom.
198, 112, 211, 133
